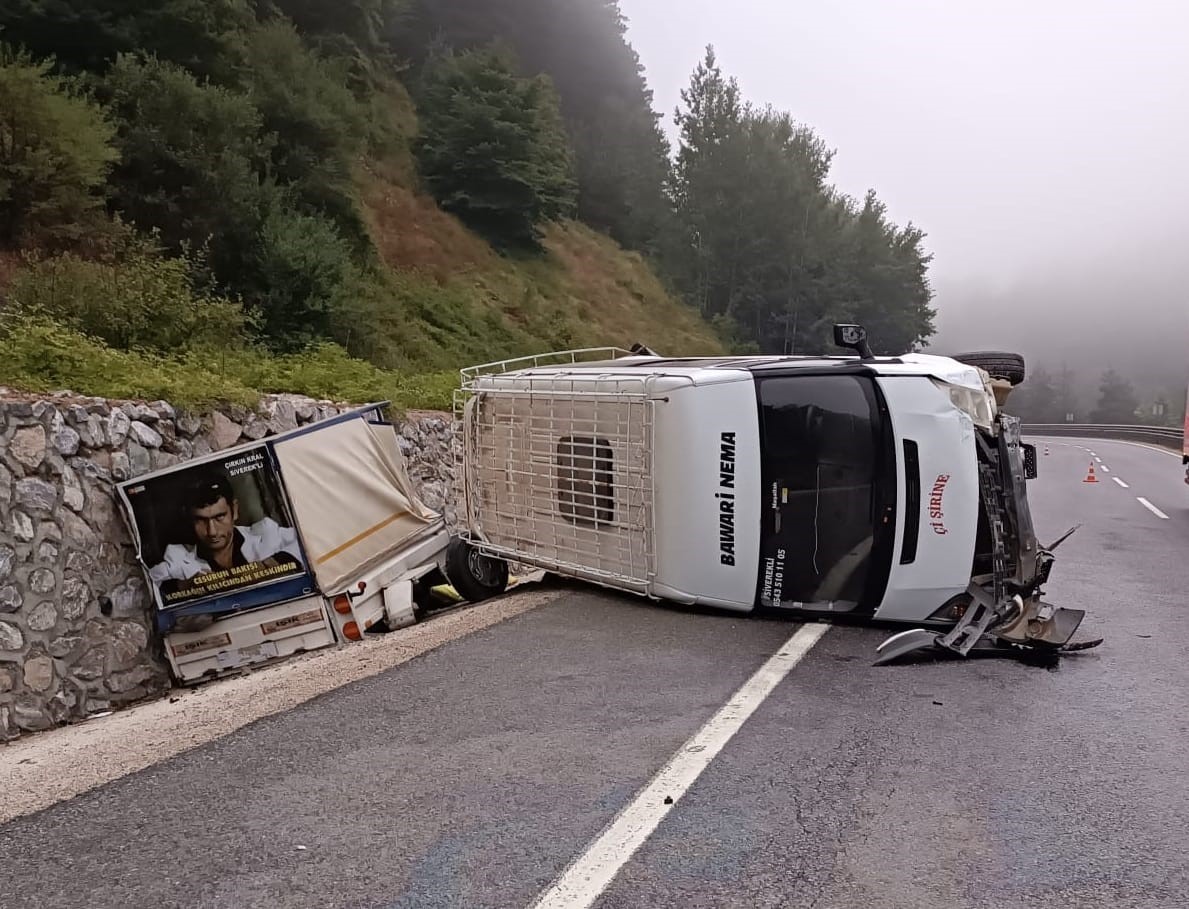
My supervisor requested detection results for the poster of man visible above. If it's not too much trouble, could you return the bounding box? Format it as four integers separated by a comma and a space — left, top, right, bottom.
121, 446, 309, 609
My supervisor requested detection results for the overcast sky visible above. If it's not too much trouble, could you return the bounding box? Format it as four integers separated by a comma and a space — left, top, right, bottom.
617, 0, 1188, 377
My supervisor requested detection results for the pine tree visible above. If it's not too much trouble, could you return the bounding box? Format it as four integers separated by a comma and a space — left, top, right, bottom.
413, 46, 576, 249
1008, 366, 1059, 421
1054, 364, 1080, 422
671, 46, 746, 316
100, 54, 273, 282
1091, 369, 1139, 424
396, 0, 670, 252
668, 48, 935, 354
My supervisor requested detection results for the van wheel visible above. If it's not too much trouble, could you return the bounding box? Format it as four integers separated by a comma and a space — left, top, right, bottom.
445, 538, 509, 603
951, 351, 1026, 386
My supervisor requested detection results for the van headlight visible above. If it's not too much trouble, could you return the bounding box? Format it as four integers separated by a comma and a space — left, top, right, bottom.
931, 378, 995, 431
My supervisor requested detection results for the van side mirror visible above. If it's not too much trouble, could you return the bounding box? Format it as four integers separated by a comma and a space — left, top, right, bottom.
629, 342, 660, 357
833, 324, 874, 360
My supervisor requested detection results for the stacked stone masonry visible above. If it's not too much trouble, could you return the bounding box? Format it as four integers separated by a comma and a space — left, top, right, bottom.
0, 391, 458, 742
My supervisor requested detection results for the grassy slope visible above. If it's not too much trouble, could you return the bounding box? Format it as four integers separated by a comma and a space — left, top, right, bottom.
0, 79, 725, 411
357, 167, 725, 367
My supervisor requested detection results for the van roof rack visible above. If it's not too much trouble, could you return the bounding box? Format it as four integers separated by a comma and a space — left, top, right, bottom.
459, 348, 637, 380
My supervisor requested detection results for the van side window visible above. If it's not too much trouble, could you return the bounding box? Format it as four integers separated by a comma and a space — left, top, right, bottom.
557, 436, 614, 527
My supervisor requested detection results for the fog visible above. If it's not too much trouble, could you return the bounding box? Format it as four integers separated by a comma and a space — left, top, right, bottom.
618, 0, 1189, 398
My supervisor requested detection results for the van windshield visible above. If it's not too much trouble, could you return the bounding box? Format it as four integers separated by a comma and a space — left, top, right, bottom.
753, 373, 893, 611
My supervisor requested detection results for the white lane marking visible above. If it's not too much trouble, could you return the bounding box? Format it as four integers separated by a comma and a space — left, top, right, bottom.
1137, 497, 1170, 520
1113, 477, 1130, 489
1100, 465, 1111, 473
529, 623, 829, 909
1089, 451, 1097, 457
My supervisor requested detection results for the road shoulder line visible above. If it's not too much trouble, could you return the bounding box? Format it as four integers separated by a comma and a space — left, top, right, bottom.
529, 622, 829, 909
0, 590, 559, 825
1137, 497, 1171, 520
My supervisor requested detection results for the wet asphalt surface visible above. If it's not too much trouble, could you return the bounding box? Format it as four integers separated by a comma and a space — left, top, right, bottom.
1, 438, 1186, 908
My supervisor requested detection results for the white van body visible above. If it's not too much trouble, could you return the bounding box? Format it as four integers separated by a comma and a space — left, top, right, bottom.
453, 342, 1088, 662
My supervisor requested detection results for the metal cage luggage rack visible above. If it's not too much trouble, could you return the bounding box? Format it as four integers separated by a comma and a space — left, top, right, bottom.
458, 347, 637, 383
453, 365, 659, 595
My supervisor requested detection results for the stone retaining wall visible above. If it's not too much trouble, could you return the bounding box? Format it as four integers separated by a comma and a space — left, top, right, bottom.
0, 392, 456, 742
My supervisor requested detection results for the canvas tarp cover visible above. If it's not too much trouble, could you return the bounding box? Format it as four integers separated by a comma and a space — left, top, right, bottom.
273, 417, 436, 594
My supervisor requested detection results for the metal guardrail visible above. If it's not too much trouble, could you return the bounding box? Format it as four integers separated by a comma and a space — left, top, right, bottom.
1024, 423, 1184, 456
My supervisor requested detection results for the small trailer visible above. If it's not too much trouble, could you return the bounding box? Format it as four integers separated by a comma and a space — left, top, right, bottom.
117, 403, 508, 683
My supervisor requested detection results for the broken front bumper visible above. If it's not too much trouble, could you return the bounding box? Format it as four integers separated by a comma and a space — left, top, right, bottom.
875, 416, 1098, 665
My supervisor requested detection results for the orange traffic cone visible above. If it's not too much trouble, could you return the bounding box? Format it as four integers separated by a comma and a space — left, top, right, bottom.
1083, 462, 1099, 484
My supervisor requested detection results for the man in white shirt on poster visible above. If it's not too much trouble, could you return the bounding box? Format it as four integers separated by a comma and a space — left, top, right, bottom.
148, 469, 305, 601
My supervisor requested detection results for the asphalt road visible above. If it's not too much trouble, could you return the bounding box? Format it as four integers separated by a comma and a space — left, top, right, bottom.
1, 438, 1186, 909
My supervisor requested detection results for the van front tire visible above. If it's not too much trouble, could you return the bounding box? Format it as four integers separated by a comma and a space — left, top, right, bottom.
445, 537, 510, 603
951, 351, 1027, 386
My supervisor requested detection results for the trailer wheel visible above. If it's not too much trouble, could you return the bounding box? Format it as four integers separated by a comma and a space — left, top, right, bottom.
445, 538, 509, 603
951, 351, 1027, 386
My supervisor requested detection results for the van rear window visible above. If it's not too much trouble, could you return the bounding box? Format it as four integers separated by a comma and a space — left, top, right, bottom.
557, 436, 614, 527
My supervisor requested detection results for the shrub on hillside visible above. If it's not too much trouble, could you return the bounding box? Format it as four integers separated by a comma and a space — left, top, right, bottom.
0, 315, 460, 412
6, 235, 250, 352
241, 201, 357, 352
220, 342, 456, 410
0, 314, 259, 407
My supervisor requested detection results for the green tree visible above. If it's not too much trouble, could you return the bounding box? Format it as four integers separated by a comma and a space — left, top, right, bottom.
100, 53, 272, 285
670, 46, 747, 316
0, 47, 117, 248
542, 0, 672, 252
413, 46, 576, 248
0, 1, 254, 83
667, 49, 934, 354
720, 107, 842, 352
1091, 369, 1139, 424
265, 0, 406, 58
1007, 366, 1058, 421
842, 189, 935, 353
397, 0, 671, 252
241, 21, 369, 244
568, 95, 672, 253
1054, 364, 1080, 423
